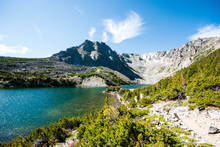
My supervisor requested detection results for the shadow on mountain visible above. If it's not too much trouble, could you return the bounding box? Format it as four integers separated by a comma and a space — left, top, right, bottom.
50, 40, 141, 80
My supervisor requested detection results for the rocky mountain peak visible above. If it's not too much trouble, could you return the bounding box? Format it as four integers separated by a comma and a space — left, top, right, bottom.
75, 40, 117, 57
50, 40, 141, 80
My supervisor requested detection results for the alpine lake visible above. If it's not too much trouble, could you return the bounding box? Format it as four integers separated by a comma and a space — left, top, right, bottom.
0, 84, 147, 142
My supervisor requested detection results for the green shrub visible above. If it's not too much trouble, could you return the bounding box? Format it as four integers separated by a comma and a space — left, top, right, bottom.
129, 108, 149, 117
105, 86, 120, 92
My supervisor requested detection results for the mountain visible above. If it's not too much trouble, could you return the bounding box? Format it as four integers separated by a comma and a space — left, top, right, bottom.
121, 37, 220, 83
51, 37, 220, 84
50, 40, 141, 80
1, 37, 219, 88
0, 57, 131, 88
120, 48, 220, 108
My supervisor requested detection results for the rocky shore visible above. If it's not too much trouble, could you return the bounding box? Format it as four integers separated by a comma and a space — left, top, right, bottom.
111, 91, 220, 146
81, 76, 107, 87
148, 101, 220, 146
55, 91, 220, 146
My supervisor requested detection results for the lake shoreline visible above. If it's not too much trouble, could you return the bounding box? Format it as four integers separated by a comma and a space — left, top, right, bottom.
0, 84, 145, 143
0, 86, 107, 142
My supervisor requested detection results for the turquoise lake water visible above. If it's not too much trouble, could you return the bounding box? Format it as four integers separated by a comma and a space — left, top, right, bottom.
120, 84, 149, 89
0, 84, 148, 142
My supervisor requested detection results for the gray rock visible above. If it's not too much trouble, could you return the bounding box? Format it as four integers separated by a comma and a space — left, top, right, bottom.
81, 76, 107, 87
142, 117, 146, 121
174, 113, 180, 120
208, 126, 220, 134
198, 106, 205, 111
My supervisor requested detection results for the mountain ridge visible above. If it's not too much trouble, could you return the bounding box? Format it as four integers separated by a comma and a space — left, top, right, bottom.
51, 40, 141, 80
120, 37, 220, 83
50, 37, 220, 84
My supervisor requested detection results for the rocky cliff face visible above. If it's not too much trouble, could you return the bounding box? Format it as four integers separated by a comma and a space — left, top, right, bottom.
121, 37, 220, 84
51, 40, 141, 80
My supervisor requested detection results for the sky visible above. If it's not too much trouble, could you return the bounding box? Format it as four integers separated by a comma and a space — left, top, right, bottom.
0, 0, 220, 58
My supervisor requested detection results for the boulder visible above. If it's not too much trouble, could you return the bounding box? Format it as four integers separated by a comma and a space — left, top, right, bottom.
198, 106, 205, 111
208, 126, 220, 134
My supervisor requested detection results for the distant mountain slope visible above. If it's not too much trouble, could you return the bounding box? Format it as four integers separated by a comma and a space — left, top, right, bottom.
121, 37, 220, 84
50, 40, 141, 80
0, 57, 130, 88
1, 37, 219, 87
119, 48, 220, 108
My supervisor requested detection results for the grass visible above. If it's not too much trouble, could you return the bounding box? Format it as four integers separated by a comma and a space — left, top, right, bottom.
0, 57, 48, 64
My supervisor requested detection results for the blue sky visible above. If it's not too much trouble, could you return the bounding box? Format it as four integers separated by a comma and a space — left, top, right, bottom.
0, 0, 220, 57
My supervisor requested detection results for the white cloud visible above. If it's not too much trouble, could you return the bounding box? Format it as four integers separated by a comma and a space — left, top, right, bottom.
0, 44, 29, 55
88, 27, 96, 38
189, 24, 220, 40
102, 32, 108, 42
103, 11, 143, 43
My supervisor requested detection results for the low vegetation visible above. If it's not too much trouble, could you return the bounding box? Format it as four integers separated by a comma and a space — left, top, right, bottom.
0, 116, 82, 147
0, 57, 48, 64
0, 96, 201, 147
0, 70, 77, 88
0, 67, 128, 88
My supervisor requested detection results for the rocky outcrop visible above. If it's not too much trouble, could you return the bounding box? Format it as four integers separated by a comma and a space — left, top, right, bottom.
113, 89, 220, 146
208, 126, 220, 134
121, 37, 220, 83
81, 76, 107, 87
148, 101, 220, 146
51, 40, 141, 80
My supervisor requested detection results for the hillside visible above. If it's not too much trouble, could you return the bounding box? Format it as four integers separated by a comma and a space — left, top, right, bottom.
51, 40, 141, 80
0, 57, 130, 88
0, 37, 219, 88
121, 37, 220, 83
107, 48, 220, 146
118, 48, 220, 108
51, 37, 220, 84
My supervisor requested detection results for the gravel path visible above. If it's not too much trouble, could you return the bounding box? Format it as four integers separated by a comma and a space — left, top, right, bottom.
149, 101, 220, 146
